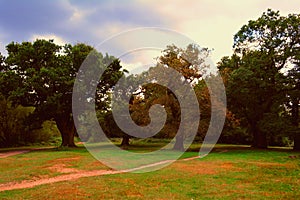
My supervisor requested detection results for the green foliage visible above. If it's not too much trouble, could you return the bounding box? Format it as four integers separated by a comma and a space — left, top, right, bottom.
219, 9, 300, 148
0, 95, 33, 147
30, 120, 61, 146
0, 96, 31, 147
258, 113, 296, 146
2, 39, 125, 147
0, 92, 61, 147
219, 127, 252, 145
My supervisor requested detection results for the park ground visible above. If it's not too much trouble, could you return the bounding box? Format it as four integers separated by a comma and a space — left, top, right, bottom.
0, 140, 299, 200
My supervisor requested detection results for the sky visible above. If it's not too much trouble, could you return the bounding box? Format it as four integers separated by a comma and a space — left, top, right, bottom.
0, 0, 300, 72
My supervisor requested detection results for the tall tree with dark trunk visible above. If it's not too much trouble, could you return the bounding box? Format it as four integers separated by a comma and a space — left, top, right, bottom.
3, 40, 124, 147
219, 9, 300, 148
158, 44, 209, 150
125, 44, 209, 151
218, 51, 281, 148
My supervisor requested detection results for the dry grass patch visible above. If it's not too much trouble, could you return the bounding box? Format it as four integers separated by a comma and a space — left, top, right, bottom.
246, 161, 297, 168
47, 163, 84, 174
171, 160, 242, 176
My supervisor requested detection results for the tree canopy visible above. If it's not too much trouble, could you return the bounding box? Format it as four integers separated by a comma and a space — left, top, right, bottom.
1, 39, 125, 147
219, 9, 300, 149
0, 9, 299, 150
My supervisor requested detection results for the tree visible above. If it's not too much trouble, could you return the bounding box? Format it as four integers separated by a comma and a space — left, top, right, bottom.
129, 82, 180, 141
157, 44, 209, 150
286, 63, 300, 150
0, 53, 24, 147
219, 51, 282, 148
4, 40, 124, 147
219, 9, 300, 148
123, 44, 209, 151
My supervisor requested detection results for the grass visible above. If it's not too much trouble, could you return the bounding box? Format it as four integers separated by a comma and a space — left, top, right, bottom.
0, 140, 299, 199
0, 146, 109, 184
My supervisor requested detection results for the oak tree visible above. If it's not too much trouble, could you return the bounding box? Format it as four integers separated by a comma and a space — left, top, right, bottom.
4, 40, 124, 147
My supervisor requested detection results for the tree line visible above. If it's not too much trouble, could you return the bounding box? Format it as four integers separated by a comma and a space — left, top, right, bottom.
0, 9, 299, 150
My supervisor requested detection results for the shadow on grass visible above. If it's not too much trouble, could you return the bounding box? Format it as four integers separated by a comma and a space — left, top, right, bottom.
186, 144, 295, 153
1, 140, 297, 155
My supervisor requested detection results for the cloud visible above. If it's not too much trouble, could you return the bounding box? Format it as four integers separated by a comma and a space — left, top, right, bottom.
137, 0, 300, 63
121, 61, 153, 75
30, 34, 68, 46
0, 0, 300, 64
119, 47, 161, 73
0, 0, 167, 54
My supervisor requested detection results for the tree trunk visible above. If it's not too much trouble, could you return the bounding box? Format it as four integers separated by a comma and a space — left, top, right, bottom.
291, 96, 300, 150
55, 114, 76, 147
294, 134, 300, 150
173, 134, 184, 151
121, 135, 130, 147
251, 123, 267, 149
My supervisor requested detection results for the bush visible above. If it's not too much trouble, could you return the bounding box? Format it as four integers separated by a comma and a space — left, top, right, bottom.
219, 127, 252, 145
0, 96, 34, 147
29, 120, 61, 145
0, 95, 61, 147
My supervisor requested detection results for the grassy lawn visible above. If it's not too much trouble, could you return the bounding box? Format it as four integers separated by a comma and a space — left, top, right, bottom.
0, 147, 109, 184
0, 141, 299, 199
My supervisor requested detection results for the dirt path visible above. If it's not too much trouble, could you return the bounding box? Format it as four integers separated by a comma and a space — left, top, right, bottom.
0, 147, 54, 159
0, 156, 202, 192
0, 170, 121, 192
0, 150, 31, 158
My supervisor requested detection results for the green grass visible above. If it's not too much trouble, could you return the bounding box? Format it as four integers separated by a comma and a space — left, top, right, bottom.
0, 141, 299, 199
0, 147, 109, 184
